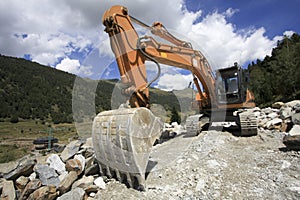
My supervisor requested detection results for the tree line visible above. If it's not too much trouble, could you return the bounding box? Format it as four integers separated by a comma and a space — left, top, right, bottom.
0, 55, 180, 123
248, 33, 300, 107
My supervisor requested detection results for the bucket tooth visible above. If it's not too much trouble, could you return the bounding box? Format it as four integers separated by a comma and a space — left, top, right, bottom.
106, 166, 112, 178
125, 172, 133, 188
92, 107, 163, 190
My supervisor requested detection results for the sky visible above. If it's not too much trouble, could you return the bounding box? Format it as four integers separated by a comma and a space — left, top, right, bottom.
0, 0, 299, 91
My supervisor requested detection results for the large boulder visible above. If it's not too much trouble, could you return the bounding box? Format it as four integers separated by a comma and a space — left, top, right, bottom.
280, 107, 292, 119
272, 102, 285, 109
46, 154, 66, 175
34, 164, 60, 187
286, 100, 300, 108
74, 155, 85, 173
65, 159, 82, 175
15, 176, 29, 191
57, 187, 85, 200
60, 140, 84, 162
0, 180, 16, 200
19, 179, 42, 200
292, 112, 300, 125
71, 175, 94, 190
58, 171, 78, 195
27, 185, 58, 200
289, 125, 300, 136
94, 177, 106, 190
0, 155, 35, 180
283, 134, 300, 150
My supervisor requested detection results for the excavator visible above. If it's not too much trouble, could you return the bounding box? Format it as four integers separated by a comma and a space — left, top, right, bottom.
92, 5, 257, 191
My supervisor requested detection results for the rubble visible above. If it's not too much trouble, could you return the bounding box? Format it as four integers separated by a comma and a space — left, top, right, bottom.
46, 154, 66, 175
58, 171, 78, 194
27, 185, 58, 200
94, 177, 106, 190
19, 179, 42, 200
34, 164, 60, 187
254, 100, 300, 135
0, 100, 299, 199
0, 155, 35, 180
0, 180, 16, 200
57, 187, 85, 200
60, 140, 84, 162
15, 176, 29, 191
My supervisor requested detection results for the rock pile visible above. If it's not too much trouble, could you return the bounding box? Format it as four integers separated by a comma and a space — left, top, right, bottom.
250, 100, 300, 150
0, 100, 299, 199
0, 138, 104, 200
251, 100, 300, 134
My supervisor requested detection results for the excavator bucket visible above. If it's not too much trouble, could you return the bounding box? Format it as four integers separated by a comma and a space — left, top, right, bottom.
92, 107, 163, 191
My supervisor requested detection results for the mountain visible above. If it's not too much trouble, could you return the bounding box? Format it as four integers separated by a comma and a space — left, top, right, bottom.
248, 33, 300, 107
0, 55, 187, 123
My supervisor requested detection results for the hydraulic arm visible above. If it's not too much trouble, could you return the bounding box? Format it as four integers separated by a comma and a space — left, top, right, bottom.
92, 5, 257, 191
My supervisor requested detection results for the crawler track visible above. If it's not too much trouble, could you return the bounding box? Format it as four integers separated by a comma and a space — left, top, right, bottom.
239, 112, 258, 136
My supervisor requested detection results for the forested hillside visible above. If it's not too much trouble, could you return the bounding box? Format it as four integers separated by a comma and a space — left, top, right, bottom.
249, 33, 300, 106
0, 55, 181, 123
2, 32, 298, 124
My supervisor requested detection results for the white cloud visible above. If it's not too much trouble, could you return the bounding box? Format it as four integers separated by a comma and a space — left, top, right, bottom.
0, 0, 97, 66
174, 10, 281, 70
155, 73, 193, 91
56, 58, 93, 76
0, 0, 291, 82
284, 30, 295, 37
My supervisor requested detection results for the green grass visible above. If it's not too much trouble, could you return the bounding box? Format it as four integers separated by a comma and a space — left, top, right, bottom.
0, 144, 28, 163
0, 120, 78, 163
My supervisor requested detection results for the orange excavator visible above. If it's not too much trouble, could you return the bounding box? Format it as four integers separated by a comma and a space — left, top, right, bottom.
92, 5, 257, 191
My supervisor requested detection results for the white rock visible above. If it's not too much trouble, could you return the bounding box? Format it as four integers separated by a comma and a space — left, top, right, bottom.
164, 123, 172, 128
89, 192, 96, 197
292, 113, 300, 125
195, 179, 205, 191
94, 177, 106, 189
46, 154, 66, 175
281, 160, 291, 169
272, 102, 285, 109
266, 118, 282, 129
280, 107, 292, 119
57, 187, 85, 200
287, 186, 300, 194
267, 112, 278, 119
206, 160, 220, 169
29, 172, 37, 181
60, 140, 83, 162
72, 175, 94, 189
289, 125, 300, 136
286, 100, 300, 108
271, 118, 282, 125
171, 122, 179, 127
74, 155, 86, 173
176, 158, 184, 164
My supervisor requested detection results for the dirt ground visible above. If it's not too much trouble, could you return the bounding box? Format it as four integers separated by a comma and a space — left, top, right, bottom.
98, 129, 300, 199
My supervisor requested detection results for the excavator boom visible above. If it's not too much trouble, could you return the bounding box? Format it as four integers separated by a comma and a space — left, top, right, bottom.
92, 5, 257, 190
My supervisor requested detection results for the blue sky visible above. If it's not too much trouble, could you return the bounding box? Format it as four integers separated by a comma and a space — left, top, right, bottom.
185, 0, 300, 38
0, 0, 299, 90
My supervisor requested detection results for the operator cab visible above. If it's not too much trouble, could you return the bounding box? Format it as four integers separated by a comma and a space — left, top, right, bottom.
216, 63, 248, 104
